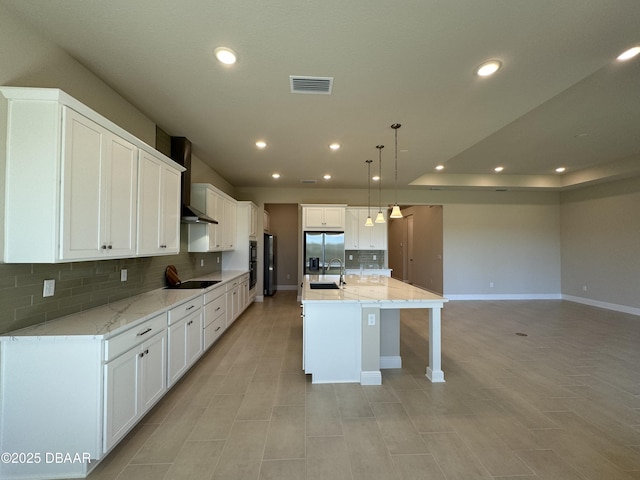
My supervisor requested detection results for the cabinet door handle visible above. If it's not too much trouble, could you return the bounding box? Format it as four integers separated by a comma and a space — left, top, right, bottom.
101, 245, 107, 250
186, 305, 195, 311
137, 328, 152, 336
107, 245, 113, 250
139, 351, 145, 358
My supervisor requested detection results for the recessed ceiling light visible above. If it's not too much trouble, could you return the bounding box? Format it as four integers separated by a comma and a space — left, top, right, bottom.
435, 165, 445, 171
214, 47, 237, 65
329, 143, 341, 150
555, 167, 566, 173
255, 141, 267, 149
372, 175, 380, 181
494, 166, 504, 172
272, 173, 280, 179
617, 46, 640, 61
574, 132, 589, 138
323, 174, 331, 180
476, 60, 502, 77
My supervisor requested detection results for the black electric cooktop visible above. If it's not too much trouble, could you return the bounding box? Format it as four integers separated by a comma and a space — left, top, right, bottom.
166, 280, 220, 289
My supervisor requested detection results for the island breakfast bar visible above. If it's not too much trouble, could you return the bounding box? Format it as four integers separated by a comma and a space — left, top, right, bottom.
301, 274, 448, 385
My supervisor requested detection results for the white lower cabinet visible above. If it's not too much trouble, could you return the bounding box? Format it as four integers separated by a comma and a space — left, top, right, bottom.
167, 297, 203, 387
0, 274, 252, 480
204, 286, 226, 349
104, 321, 167, 452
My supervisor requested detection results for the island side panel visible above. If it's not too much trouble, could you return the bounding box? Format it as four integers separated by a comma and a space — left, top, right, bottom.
380, 309, 401, 368
303, 302, 361, 383
360, 307, 381, 385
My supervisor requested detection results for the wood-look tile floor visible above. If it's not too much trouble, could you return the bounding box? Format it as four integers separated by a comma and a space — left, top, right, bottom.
86, 292, 640, 480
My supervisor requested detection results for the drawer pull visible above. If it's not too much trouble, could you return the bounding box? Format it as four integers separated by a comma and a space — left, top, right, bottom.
137, 328, 152, 336
215, 326, 221, 332
186, 305, 195, 311
215, 306, 221, 312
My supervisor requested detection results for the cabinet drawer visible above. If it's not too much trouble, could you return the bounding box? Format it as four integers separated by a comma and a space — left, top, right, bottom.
105, 313, 166, 362
203, 285, 225, 305
226, 278, 240, 291
204, 294, 226, 327
204, 314, 225, 350
168, 296, 202, 324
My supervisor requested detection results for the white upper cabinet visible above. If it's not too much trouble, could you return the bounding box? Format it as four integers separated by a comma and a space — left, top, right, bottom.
223, 198, 237, 250
302, 204, 346, 230
62, 108, 138, 260
0, 87, 184, 263
344, 207, 388, 250
137, 150, 181, 256
188, 183, 237, 252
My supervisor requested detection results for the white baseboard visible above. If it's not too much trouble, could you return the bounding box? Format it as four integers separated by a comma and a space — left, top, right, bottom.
380, 356, 402, 369
360, 371, 382, 385
445, 293, 562, 301
443, 293, 639, 317
562, 295, 640, 317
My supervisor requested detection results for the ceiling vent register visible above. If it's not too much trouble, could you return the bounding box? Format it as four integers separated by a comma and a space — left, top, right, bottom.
290, 76, 333, 95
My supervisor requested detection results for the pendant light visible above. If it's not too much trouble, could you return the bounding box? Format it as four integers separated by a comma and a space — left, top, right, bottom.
375, 145, 385, 223
390, 123, 403, 218
365, 160, 374, 226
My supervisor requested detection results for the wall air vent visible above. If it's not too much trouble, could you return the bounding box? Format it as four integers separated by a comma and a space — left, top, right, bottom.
300, 179, 317, 184
290, 76, 333, 95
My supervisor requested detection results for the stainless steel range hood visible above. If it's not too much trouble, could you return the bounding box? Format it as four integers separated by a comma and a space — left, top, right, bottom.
170, 136, 218, 224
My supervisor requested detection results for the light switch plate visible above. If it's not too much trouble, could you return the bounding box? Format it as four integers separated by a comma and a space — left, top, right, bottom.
368, 313, 376, 326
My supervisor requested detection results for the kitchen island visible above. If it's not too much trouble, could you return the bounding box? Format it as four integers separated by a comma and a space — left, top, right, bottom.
301, 274, 448, 385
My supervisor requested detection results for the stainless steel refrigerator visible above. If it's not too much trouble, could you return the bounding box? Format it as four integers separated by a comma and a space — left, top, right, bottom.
264, 233, 277, 296
304, 231, 345, 275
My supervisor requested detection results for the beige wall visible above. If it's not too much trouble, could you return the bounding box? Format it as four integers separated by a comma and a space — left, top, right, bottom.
560, 176, 640, 311
388, 206, 444, 294
264, 204, 299, 289
443, 203, 562, 297
0, 6, 156, 145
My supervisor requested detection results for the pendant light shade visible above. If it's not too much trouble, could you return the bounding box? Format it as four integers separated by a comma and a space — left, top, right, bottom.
375, 144, 385, 223
390, 123, 403, 218
365, 159, 373, 226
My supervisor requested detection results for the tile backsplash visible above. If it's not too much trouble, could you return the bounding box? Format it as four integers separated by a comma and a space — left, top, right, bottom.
345, 250, 386, 269
0, 227, 221, 335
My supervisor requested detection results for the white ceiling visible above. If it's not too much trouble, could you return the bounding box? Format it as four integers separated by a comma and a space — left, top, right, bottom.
4, 0, 640, 191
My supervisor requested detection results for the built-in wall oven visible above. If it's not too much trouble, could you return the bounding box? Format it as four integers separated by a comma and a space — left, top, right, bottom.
249, 241, 257, 289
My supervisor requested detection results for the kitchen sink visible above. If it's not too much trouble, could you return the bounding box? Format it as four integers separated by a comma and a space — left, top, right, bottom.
309, 282, 340, 289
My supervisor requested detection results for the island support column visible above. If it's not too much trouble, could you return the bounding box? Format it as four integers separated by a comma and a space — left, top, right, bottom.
426, 306, 445, 382
360, 306, 382, 385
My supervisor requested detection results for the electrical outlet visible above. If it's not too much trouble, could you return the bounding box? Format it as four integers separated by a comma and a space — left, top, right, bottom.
286, 273, 290, 279
120, 269, 127, 282
217, 256, 220, 264
368, 313, 376, 326
349, 254, 353, 260
373, 254, 377, 260
200, 259, 204, 267
43, 279, 55, 297
582, 284, 587, 292
489, 282, 494, 288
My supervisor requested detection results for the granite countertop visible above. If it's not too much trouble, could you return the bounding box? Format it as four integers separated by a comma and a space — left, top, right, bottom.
302, 274, 447, 306
2, 270, 249, 339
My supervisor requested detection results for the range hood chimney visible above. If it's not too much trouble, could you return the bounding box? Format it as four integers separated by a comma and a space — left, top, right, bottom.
170, 136, 218, 224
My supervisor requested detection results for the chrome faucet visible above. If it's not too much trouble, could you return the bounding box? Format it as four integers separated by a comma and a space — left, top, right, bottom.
329, 258, 346, 286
